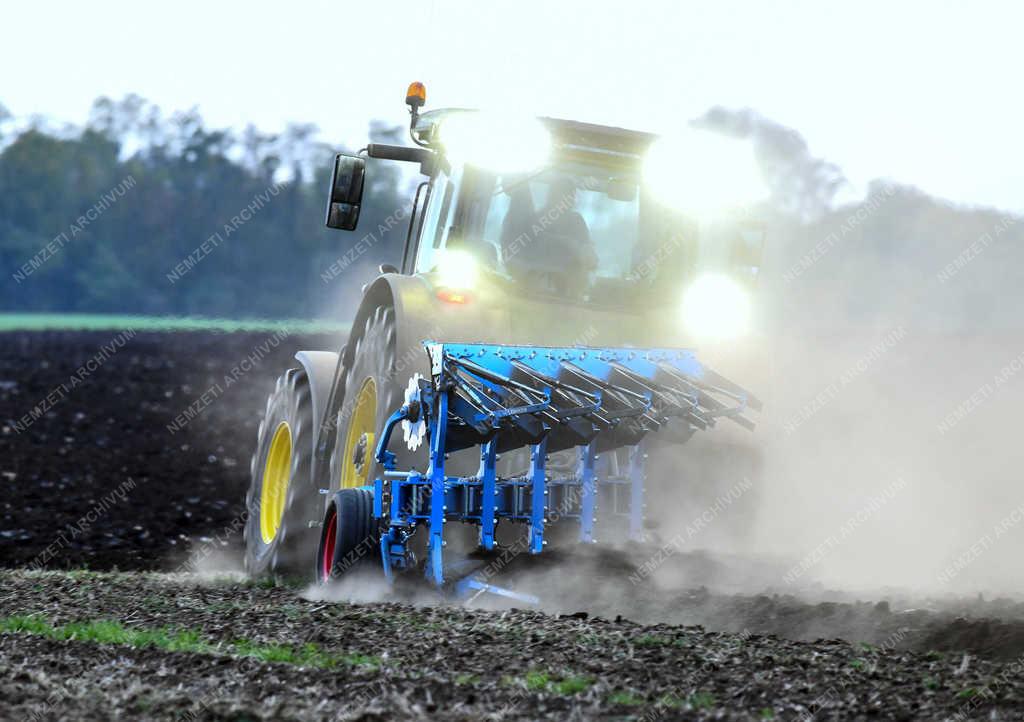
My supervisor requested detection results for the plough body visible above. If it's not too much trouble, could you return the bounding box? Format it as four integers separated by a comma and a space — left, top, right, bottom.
369, 342, 759, 594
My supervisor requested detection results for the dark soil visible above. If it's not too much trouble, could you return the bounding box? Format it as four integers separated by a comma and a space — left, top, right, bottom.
0, 329, 341, 571
3, 570, 1024, 721
3, 330, 1024, 719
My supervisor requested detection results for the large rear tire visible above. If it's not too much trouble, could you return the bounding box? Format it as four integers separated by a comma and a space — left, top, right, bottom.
330, 306, 410, 492
244, 368, 321, 579
329, 306, 488, 577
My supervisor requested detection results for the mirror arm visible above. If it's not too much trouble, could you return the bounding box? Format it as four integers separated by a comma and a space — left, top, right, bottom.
366, 144, 429, 164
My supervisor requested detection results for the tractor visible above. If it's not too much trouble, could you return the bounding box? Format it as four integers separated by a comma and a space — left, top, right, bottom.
244, 83, 765, 598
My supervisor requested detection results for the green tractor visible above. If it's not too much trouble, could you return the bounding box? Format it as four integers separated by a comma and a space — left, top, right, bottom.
244, 83, 765, 582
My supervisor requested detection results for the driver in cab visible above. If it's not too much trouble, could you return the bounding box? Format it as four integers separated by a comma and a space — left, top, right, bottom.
500, 175, 598, 299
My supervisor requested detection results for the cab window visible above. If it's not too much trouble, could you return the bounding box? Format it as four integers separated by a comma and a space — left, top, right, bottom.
414, 168, 459, 274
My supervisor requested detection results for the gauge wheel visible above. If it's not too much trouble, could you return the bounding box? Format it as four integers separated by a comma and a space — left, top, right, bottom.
317, 488, 378, 582
244, 368, 321, 579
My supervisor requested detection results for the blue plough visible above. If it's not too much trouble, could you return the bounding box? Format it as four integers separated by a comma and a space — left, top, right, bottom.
369, 342, 759, 602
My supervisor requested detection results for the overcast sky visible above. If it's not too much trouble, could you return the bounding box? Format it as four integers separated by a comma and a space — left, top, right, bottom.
5, 0, 1020, 212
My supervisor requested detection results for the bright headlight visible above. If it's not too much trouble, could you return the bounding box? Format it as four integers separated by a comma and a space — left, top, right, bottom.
644, 130, 766, 215
439, 112, 551, 173
680, 273, 751, 341
435, 249, 479, 290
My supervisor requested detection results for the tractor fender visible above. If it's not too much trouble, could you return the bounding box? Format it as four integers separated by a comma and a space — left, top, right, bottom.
317, 271, 513, 460
336, 274, 432, 404
315, 273, 433, 461
357, 274, 436, 385
294, 350, 340, 461
360, 273, 517, 363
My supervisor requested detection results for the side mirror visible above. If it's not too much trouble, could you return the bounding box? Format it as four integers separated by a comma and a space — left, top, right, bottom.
325, 153, 366, 231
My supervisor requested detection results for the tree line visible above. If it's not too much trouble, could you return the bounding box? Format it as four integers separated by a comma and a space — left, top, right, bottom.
0, 95, 409, 319
0, 96, 1019, 330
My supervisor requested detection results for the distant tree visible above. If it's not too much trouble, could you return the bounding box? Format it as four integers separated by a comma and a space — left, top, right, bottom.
0, 95, 411, 319
0, 103, 10, 141
698, 106, 847, 220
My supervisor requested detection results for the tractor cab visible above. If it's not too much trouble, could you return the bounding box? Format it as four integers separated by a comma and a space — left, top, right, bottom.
325, 83, 767, 349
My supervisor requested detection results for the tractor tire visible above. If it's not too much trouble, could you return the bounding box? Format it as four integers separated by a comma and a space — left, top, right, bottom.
244, 368, 321, 579
330, 306, 411, 491
330, 305, 484, 570
317, 488, 378, 582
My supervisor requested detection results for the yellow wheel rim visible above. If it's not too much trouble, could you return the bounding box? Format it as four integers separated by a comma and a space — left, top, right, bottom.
341, 378, 376, 488
260, 421, 292, 544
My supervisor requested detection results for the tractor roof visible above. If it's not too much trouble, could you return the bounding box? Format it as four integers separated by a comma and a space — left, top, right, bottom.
413, 109, 658, 157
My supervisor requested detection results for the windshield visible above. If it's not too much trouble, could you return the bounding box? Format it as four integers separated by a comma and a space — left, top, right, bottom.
458, 159, 693, 303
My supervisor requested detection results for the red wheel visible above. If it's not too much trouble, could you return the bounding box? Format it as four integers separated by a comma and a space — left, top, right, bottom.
316, 488, 377, 582
319, 507, 337, 583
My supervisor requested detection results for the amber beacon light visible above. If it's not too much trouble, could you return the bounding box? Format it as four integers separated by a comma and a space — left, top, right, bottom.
406, 82, 426, 109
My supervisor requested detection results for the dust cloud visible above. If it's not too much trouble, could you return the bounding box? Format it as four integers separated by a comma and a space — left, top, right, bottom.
321, 112, 1024, 615
665, 178, 1024, 598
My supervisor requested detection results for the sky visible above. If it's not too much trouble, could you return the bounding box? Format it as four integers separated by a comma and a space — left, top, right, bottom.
4, 0, 1021, 212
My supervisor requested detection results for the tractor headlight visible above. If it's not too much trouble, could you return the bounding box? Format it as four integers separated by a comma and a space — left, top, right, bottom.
435, 248, 479, 290
680, 273, 751, 341
439, 112, 551, 173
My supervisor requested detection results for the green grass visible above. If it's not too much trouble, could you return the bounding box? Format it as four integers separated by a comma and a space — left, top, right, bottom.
1, 616, 50, 635
1, 616, 216, 653
609, 691, 644, 706
525, 671, 550, 691
554, 676, 593, 695
0, 312, 350, 335
0, 615, 379, 669
687, 691, 717, 709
